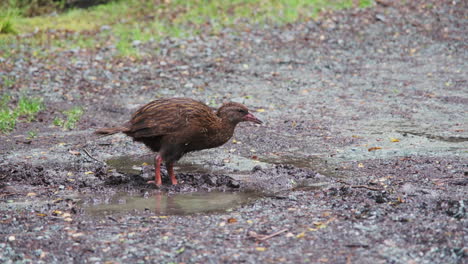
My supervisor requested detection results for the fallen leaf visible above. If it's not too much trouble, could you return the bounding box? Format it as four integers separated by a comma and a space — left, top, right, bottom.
296, 232, 305, 238
358, 163, 364, 168
256, 108, 265, 112
313, 221, 328, 229
52, 210, 63, 216
84, 171, 94, 175
255, 247, 266, 252
62, 213, 71, 218
36, 213, 47, 217
227, 218, 237, 224
71, 233, 84, 238
368, 147, 382, 152
68, 150, 81, 156
390, 138, 400, 142
27, 192, 37, 197
322, 212, 331, 217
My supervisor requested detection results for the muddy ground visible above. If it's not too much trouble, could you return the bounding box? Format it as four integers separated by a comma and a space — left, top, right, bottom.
1, 0, 467, 263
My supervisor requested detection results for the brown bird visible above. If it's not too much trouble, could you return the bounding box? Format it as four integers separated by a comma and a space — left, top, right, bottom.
95, 98, 262, 186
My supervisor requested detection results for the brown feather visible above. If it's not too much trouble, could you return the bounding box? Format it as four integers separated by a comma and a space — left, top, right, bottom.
94, 126, 129, 135
94, 97, 262, 184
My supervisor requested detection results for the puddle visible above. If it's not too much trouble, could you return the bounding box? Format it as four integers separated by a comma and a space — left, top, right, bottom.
106, 155, 215, 176
106, 153, 336, 181
82, 191, 260, 216
257, 154, 337, 177
257, 155, 320, 168
398, 131, 468, 143
292, 182, 331, 191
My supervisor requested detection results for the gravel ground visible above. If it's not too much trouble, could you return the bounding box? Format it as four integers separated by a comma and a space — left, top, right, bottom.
1, 0, 467, 263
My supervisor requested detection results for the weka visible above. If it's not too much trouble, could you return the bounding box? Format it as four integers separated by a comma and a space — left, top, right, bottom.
95, 98, 262, 185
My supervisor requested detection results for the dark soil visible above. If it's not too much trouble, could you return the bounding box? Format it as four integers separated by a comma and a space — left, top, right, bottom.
1, 0, 467, 263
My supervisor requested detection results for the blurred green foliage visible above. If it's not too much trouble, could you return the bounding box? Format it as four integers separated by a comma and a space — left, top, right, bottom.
0, 0, 373, 56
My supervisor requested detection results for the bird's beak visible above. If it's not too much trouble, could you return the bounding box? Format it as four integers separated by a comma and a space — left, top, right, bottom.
243, 113, 263, 124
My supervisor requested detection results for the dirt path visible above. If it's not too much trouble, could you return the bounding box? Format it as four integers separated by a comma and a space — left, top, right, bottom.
1, 1, 467, 263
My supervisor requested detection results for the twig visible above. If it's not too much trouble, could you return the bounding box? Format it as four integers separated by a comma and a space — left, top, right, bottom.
350, 185, 383, 191
336, 179, 383, 191
82, 148, 104, 163
259, 229, 288, 241
249, 229, 288, 241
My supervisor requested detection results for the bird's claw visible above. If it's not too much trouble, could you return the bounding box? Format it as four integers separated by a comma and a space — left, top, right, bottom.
147, 180, 162, 186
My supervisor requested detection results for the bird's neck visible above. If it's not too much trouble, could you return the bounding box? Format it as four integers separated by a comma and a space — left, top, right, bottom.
212, 118, 238, 145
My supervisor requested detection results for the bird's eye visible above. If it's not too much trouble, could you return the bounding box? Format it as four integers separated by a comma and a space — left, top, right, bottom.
238, 109, 247, 113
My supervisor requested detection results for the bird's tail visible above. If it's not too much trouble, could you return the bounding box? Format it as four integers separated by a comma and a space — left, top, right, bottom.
94, 126, 129, 136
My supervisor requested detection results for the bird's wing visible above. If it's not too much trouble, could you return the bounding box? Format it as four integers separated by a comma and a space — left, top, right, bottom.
128, 98, 218, 138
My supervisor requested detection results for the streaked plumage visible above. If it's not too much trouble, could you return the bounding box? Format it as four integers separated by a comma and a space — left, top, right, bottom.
95, 98, 262, 185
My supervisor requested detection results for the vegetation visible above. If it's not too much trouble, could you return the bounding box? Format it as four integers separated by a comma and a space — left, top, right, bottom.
0, 95, 44, 133
0, 0, 373, 57
53, 106, 84, 130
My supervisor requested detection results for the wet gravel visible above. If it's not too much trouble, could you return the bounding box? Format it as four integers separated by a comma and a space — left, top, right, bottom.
1, 0, 467, 263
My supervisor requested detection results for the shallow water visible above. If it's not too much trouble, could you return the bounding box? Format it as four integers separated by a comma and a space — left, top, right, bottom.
398, 130, 468, 143
105, 153, 259, 176
82, 191, 260, 216
106, 152, 333, 177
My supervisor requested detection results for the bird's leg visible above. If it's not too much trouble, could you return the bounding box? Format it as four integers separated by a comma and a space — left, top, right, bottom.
167, 162, 177, 185
148, 155, 163, 185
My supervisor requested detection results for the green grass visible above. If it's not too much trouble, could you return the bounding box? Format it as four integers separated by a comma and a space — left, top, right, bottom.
0, 0, 373, 57
0, 95, 44, 133
54, 106, 84, 130
0, 9, 20, 34
1, 75, 16, 89
27, 129, 38, 139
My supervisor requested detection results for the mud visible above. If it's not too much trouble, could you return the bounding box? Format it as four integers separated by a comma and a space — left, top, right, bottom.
1, 0, 467, 263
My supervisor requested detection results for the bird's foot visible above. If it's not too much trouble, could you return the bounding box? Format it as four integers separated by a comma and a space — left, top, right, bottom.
147, 180, 162, 186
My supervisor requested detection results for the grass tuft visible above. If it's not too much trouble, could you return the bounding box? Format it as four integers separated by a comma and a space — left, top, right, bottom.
0, 95, 44, 133
54, 106, 84, 130
0, 9, 20, 34
17, 96, 44, 121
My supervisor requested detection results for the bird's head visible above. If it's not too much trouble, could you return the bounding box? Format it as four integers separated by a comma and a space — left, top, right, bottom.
217, 102, 262, 125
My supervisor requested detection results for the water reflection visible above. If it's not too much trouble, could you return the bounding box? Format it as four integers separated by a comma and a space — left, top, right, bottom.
83, 191, 259, 216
